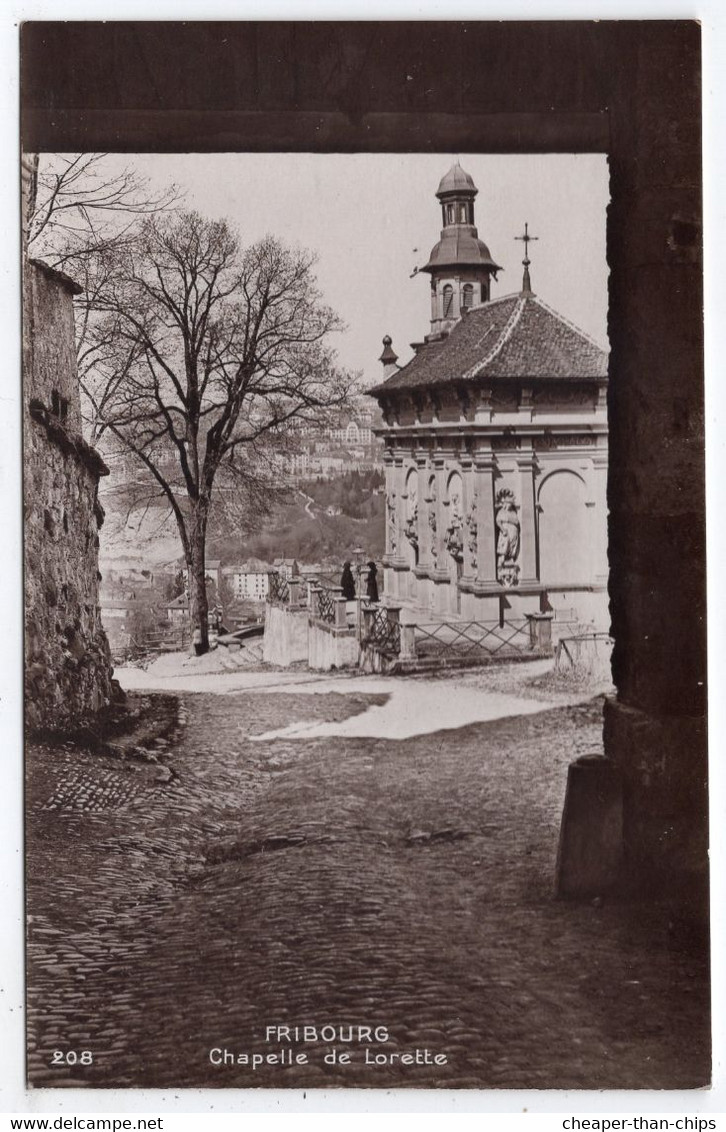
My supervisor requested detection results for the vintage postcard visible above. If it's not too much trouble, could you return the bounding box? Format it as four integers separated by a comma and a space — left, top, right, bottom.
16, 20, 709, 1102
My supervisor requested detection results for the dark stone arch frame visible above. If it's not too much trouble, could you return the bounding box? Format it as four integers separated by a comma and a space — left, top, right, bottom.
19, 20, 706, 912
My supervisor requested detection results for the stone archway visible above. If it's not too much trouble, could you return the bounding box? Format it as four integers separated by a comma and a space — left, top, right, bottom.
21, 19, 706, 913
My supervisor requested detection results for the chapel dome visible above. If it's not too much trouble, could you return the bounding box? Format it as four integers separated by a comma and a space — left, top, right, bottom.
422, 229, 501, 274
436, 163, 478, 198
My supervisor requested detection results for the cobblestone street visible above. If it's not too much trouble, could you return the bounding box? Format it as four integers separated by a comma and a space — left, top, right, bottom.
26, 676, 709, 1091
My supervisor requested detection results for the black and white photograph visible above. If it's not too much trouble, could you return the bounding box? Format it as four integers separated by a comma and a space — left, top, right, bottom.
14, 18, 710, 1105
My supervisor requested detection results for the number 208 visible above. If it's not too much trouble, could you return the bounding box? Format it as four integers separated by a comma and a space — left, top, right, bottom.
51, 1050, 93, 1065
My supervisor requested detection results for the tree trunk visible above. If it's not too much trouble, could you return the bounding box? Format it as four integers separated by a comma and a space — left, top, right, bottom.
188, 504, 209, 655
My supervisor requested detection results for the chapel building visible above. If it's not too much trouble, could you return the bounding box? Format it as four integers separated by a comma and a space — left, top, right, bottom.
368, 163, 609, 628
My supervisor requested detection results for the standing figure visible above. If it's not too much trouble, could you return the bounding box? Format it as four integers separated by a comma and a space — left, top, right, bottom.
495, 489, 521, 586
366, 561, 380, 603
340, 561, 356, 601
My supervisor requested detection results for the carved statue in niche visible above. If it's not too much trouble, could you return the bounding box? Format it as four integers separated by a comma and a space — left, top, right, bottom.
386, 489, 397, 554
404, 504, 418, 550
466, 494, 478, 570
444, 490, 464, 563
495, 488, 521, 587
404, 480, 418, 550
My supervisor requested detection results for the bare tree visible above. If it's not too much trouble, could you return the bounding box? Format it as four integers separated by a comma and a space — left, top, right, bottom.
81, 209, 354, 652
27, 152, 179, 269
25, 152, 182, 444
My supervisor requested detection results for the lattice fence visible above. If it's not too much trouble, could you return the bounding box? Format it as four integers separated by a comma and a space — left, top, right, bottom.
362, 605, 401, 655
316, 587, 336, 624
414, 618, 533, 660
268, 572, 290, 603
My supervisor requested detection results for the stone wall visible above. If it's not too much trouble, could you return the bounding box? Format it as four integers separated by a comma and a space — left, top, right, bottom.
24, 258, 114, 733
308, 618, 359, 671
262, 602, 309, 667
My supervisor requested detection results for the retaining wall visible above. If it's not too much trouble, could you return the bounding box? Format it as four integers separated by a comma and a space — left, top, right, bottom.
262, 603, 309, 667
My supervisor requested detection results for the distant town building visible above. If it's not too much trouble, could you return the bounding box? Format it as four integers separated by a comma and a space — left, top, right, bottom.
273, 558, 300, 580
164, 594, 189, 621
328, 411, 375, 446
222, 561, 271, 602
276, 398, 384, 480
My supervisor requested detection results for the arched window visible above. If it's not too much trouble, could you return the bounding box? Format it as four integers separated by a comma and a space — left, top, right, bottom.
481, 281, 489, 303
442, 285, 454, 318
462, 284, 474, 310
446, 204, 456, 224
458, 204, 467, 223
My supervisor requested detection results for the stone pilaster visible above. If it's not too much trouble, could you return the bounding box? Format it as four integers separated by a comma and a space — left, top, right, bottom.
517, 445, 539, 585
388, 451, 409, 595
382, 445, 395, 560
473, 446, 498, 586
460, 450, 476, 583
430, 447, 447, 577
592, 450, 609, 585
415, 450, 431, 568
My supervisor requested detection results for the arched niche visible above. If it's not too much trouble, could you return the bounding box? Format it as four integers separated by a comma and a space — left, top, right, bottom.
404, 467, 419, 568
537, 469, 589, 587
444, 471, 464, 612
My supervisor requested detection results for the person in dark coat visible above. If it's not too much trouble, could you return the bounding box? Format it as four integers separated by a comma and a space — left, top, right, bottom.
366, 561, 380, 603
340, 561, 356, 601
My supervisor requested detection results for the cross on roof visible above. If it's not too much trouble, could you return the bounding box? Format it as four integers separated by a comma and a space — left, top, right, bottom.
515, 222, 539, 294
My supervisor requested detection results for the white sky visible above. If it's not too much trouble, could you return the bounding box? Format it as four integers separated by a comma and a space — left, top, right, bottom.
104, 152, 609, 385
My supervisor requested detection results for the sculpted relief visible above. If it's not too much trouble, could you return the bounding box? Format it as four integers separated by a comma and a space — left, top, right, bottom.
466, 494, 478, 570
404, 477, 418, 551
427, 480, 438, 567
444, 489, 464, 563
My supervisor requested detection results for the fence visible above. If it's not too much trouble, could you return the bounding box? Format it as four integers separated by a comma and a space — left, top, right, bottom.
268, 572, 291, 604
361, 604, 401, 655
268, 567, 385, 609
555, 632, 613, 681
307, 571, 341, 590
413, 618, 538, 661
111, 621, 190, 662
315, 586, 337, 624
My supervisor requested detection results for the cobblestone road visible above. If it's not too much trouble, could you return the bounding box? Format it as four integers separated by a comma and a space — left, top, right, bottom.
26, 683, 709, 1091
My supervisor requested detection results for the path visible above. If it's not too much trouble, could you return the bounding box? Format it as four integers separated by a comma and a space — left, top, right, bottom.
25, 679, 709, 1091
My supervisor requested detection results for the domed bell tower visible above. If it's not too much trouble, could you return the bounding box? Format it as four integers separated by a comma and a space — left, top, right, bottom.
421, 163, 502, 340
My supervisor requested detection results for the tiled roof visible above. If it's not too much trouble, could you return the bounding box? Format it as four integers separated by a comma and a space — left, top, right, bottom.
370, 294, 608, 394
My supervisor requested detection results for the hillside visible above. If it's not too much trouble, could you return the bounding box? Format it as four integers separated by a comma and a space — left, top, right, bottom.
207, 469, 385, 565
